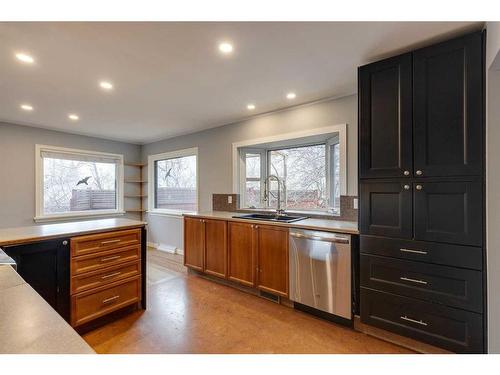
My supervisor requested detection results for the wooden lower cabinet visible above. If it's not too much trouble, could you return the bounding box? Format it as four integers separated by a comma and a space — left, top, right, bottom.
256, 225, 289, 297
227, 221, 256, 287
184, 217, 205, 271
184, 217, 289, 298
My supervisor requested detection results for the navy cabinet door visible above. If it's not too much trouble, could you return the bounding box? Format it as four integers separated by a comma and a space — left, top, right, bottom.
413, 32, 483, 177
359, 53, 413, 179
359, 181, 412, 238
413, 180, 482, 246
4, 239, 70, 321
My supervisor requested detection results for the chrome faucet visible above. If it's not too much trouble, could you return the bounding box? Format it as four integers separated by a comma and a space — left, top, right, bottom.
264, 174, 285, 216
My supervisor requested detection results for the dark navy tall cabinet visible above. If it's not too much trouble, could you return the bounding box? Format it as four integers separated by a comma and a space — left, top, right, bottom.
358, 31, 486, 353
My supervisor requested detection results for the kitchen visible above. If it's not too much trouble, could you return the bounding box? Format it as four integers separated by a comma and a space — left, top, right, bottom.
1, 6, 500, 371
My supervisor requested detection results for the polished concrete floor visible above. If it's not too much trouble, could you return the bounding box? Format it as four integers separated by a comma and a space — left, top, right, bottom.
82, 250, 413, 354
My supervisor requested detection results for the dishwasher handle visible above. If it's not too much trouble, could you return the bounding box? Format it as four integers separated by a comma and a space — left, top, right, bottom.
289, 231, 349, 244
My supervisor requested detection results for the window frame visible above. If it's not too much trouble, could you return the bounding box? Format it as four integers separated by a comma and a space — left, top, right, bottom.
232, 124, 347, 216
147, 147, 199, 216
35, 144, 124, 223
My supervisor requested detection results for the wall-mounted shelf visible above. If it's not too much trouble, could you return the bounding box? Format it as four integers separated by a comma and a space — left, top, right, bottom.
124, 162, 147, 220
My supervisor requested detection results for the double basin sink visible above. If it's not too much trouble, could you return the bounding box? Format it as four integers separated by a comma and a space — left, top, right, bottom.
232, 213, 308, 223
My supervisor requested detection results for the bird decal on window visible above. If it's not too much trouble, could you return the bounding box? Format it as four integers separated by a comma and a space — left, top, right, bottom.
76, 176, 92, 186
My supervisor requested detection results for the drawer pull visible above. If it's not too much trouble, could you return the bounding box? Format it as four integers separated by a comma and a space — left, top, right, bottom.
102, 295, 120, 304
400, 315, 428, 327
101, 255, 121, 262
400, 276, 428, 285
400, 248, 428, 255
101, 271, 122, 280
101, 239, 122, 246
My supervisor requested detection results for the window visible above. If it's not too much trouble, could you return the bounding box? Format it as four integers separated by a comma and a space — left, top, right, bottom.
234, 126, 346, 215
148, 148, 198, 214
35, 145, 124, 222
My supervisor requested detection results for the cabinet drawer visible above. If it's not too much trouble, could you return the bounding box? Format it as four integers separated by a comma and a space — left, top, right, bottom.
71, 244, 140, 275
360, 235, 483, 270
71, 260, 141, 295
361, 254, 483, 312
71, 276, 141, 327
360, 288, 483, 353
71, 229, 141, 257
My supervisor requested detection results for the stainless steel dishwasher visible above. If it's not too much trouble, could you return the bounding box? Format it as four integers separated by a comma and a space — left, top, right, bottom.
289, 229, 352, 323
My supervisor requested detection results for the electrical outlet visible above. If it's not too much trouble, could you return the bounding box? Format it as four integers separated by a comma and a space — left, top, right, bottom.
353, 198, 358, 209
228, 195, 233, 204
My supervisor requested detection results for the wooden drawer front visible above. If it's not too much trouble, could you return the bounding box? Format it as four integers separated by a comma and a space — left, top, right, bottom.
71, 276, 141, 327
360, 288, 483, 353
360, 235, 483, 270
71, 244, 140, 275
361, 254, 483, 312
71, 229, 141, 257
71, 260, 141, 295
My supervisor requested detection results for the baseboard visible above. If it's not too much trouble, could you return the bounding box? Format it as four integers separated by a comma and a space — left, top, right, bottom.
147, 241, 158, 249
147, 241, 184, 255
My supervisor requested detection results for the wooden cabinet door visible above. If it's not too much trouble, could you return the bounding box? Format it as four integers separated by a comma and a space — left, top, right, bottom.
228, 221, 255, 287
414, 180, 483, 246
413, 32, 483, 177
204, 219, 227, 278
256, 225, 289, 297
359, 53, 413, 179
184, 217, 205, 271
3, 238, 70, 322
359, 181, 412, 238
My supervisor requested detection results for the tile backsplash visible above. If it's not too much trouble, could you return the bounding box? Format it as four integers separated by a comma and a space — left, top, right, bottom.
212, 193, 358, 222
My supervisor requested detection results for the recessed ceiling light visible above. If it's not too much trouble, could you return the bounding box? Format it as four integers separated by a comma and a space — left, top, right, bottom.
20, 104, 33, 111
99, 81, 113, 90
68, 114, 79, 121
15, 52, 35, 64
218, 42, 234, 55
247, 104, 256, 110
286, 92, 297, 100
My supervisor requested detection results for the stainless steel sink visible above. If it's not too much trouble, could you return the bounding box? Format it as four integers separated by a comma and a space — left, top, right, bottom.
232, 213, 308, 223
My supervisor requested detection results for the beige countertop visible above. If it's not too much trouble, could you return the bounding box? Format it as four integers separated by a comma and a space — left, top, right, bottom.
183, 211, 359, 235
0, 218, 146, 247
0, 265, 94, 354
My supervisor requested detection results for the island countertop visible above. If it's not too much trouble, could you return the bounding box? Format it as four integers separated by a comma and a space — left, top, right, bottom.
0, 218, 147, 247
183, 211, 359, 235
0, 265, 94, 354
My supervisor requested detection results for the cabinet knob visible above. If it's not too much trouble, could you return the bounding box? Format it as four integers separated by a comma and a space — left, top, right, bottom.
255, 225, 259, 229
403, 170, 410, 176
403, 184, 410, 190
416, 184, 423, 190
62, 240, 68, 246
416, 170, 423, 176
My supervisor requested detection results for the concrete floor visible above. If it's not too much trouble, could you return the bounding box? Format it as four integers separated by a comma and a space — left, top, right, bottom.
82, 250, 413, 354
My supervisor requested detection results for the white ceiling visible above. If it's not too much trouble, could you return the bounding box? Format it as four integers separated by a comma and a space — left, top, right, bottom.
0, 22, 483, 144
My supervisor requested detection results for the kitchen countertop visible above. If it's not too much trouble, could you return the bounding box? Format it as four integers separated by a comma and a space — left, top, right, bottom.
0, 265, 94, 354
183, 211, 359, 235
0, 218, 147, 247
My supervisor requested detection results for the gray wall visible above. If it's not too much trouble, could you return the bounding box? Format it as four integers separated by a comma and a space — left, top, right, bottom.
0, 122, 142, 228
141, 94, 357, 250
486, 22, 500, 354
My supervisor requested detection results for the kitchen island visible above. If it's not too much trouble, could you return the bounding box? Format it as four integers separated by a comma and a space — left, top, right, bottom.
0, 264, 94, 354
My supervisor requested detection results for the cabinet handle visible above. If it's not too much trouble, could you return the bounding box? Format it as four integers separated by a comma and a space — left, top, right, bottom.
403, 184, 410, 190
101, 271, 122, 280
101, 239, 121, 246
400, 276, 428, 285
415, 184, 423, 190
101, 255, 121, 262
416, 170, 423, 176
400, 315, 428, 326
403, 170, 410, 176
400, 248, 428, 255
102, 295, 120, 304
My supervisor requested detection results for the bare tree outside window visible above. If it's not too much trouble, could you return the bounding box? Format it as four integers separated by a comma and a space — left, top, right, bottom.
43, 158, 116, 214
155, 155, 197, 211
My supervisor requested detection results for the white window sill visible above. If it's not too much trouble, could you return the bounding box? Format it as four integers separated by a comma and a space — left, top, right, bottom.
147, 209, 197, 218
239, 207, 340, 218
34, 210, 125, 223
